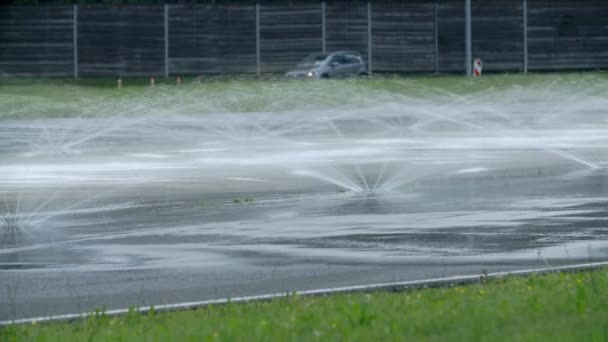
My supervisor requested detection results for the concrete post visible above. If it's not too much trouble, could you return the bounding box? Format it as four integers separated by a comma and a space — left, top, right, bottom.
367, 2, 372, 75
434, 2, 439, 74
164, 4, 169, 78
322, 2, 326, 53
256, 4, 261, 76
523, 0, 528, 73
73, 4, 78, 79
465, 0, 472, 77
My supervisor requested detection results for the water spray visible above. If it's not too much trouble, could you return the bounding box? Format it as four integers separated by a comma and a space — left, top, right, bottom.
0, 196, 30, 247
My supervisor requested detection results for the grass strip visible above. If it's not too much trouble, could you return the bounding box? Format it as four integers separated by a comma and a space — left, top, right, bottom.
2, 72, 607, 119
2, 268, 607, 341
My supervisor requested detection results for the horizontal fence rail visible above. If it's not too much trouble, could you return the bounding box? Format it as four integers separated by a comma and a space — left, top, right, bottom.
1, 0, 607, 77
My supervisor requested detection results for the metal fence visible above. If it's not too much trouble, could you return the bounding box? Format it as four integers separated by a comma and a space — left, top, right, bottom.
1, 0, 607, 77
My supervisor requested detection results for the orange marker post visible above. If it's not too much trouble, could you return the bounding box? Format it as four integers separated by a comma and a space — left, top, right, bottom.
473, 59, 483, 77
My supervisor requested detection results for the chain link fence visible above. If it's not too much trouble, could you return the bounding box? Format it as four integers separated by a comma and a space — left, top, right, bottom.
1, 0, 607, 77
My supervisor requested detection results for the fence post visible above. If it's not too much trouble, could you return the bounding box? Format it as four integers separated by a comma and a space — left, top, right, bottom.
321, 2, 326, 53
164, 4, 169, 78
523, 0, 528, 73
73, 4, 78, 79
434, 2, 439, 74
367, 2, 372, 74
256, 4, 261, 76
465, 0, 472, 77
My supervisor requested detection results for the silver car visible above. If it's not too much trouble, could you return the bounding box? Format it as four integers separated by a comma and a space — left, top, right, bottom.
285, 51, 368, 79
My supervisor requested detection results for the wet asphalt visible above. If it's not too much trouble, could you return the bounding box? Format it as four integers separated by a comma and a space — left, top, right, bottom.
2, 104, 608, 320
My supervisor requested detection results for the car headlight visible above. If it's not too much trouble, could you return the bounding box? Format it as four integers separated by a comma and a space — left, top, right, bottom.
307, 71, 316, 77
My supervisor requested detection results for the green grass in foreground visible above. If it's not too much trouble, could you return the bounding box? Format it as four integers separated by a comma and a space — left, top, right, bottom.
2, 269, 608, 341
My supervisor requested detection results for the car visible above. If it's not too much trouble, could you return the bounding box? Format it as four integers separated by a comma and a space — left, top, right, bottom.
285, 51, 368, 79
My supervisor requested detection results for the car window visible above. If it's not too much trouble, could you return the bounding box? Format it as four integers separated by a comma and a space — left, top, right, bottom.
344, 54, 362, 64
330, 55, 348, 65
298, 53, 329, 67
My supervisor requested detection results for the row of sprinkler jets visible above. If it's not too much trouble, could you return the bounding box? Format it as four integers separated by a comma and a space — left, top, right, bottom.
116, 75, 203, 88
116, 59, 484, 87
